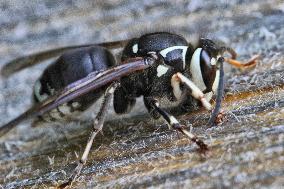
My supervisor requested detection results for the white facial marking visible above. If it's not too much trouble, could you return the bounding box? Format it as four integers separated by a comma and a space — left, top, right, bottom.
159, 46, 188, 69
211, 58, 217, 65
171, 74, 182, 100
132, 44, 138, 53
212, 70, 220, 94
156, 65, 169, 77
190, 48, 207, 91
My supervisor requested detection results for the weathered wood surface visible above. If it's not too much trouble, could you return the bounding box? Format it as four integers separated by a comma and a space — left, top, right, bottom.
0, 0, 283, 188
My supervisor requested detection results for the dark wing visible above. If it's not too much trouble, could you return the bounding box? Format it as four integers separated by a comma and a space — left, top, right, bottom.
1, 39, 129, 77
0, 57, 154, 137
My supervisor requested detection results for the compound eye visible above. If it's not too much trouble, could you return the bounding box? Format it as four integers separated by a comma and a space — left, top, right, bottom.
200, 50, 216, 92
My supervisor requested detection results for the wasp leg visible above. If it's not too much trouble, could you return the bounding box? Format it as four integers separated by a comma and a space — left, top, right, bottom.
147, 99, 208, 154
59, 82, 119, 188
172, 73, 212, 111
207, 60, 225, 127
143, 97, 161, 119
224, 55, 259, 68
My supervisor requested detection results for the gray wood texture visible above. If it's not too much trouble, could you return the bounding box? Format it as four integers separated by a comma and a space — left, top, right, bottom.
0, 0, 283, 188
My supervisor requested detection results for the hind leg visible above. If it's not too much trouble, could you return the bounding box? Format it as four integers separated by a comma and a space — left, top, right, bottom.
59, 82, 119, 188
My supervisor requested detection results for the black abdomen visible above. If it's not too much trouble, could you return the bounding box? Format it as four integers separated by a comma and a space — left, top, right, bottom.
34, 46, 116, 120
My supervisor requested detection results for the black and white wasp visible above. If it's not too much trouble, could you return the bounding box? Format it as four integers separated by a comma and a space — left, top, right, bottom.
0, 32, 258, 187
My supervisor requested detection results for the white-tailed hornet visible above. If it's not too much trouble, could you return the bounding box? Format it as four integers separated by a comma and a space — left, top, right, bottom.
0, 32, 258, 187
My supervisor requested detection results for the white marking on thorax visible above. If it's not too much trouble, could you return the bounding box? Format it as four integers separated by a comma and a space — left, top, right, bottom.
159, 46, 188, 69
190, 48, 207, 91
212, 69, 220, 94
132, 44, 138, 53
156, 65, 169, 77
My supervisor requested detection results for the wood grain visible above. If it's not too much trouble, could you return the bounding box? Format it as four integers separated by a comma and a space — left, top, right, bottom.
0, 0, 283, 188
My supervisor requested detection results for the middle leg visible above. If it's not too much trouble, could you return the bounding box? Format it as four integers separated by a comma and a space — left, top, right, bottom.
145, 98, 208, 154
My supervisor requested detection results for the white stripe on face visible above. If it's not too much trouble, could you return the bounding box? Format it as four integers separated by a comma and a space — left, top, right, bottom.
190, 48, 207, 92
159, 46, 188, 69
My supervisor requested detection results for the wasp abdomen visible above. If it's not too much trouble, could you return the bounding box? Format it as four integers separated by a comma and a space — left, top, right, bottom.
34, 46, 116, 120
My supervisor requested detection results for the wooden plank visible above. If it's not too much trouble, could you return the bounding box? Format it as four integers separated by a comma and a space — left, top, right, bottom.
0, 0, 283, 188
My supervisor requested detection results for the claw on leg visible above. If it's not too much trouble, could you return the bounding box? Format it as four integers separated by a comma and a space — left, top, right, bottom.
214, 110, 225, 124
179, 127, 209, 155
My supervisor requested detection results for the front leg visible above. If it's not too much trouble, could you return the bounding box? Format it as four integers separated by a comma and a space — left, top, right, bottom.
171, 71, 225, 127
147, 98, 208, 154
171, 73, 212, 111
